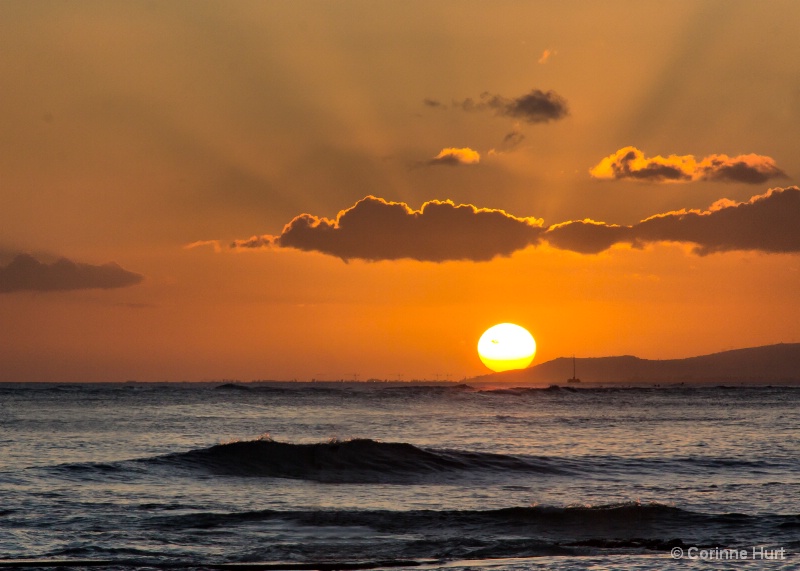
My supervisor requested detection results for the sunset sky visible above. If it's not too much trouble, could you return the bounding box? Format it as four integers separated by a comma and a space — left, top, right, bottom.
2, 1, 800, 382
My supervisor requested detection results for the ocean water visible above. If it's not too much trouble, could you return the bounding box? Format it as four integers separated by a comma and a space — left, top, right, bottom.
0, 382, 798, 570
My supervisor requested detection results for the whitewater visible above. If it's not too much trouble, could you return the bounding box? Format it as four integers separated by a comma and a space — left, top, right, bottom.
0, 382, 798, 569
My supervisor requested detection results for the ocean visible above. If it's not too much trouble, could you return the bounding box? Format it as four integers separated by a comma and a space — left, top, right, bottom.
0, 382, 798, 570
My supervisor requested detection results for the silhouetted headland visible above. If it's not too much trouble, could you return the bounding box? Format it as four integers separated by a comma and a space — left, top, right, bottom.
471, 343, 800, 385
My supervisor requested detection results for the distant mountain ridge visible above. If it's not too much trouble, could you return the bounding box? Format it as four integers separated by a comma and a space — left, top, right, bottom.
472, 343, 800, 385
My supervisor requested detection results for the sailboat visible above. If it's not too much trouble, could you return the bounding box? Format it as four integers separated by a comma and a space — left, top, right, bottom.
567, 355, 581, 383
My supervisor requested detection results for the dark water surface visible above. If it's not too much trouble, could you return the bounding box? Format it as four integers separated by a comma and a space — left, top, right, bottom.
1, 382, 798, 569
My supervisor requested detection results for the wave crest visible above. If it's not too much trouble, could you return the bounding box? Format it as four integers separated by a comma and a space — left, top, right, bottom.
152, 438, 563, 482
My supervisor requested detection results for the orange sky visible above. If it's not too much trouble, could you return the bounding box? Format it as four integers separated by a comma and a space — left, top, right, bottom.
1, 1, 799, 382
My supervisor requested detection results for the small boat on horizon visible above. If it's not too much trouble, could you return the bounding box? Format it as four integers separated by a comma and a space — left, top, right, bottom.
567, 355, 581, 383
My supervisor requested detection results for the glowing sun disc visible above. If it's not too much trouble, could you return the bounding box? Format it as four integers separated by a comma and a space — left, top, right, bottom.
478, 323, 537, 372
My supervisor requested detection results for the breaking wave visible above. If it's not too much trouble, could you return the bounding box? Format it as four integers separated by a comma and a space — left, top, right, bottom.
145, 437, 565, 482
49, 436, 795, 484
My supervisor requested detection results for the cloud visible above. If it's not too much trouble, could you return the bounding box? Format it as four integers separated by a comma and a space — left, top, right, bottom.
456, 89, 569, 124
502, 130, 525, 147
633, 186, 800, 254
544, 220, 629, 254
545, 186, 800, 255
697, 155, 788, 184
422, 98, 447, 109
428, 147, 480, 166
231, 235, 274, 249
184, 239, 223, 253
489, 130, 526, 155
230, 187, 800, 262
538, 49, 556, 64
232, 196, 545, 262
0, 254, 144, 293
590, 147, 788, 184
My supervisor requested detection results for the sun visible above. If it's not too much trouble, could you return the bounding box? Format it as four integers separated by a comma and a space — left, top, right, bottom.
477, 323, 537, 372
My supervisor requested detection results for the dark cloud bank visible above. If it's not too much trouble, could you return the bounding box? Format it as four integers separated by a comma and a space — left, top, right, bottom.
234, 197, 544, 262
457, 89, 569, 124
232, 187, 800, 262
425, 88, 569, 124
0, 254, 143, 293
